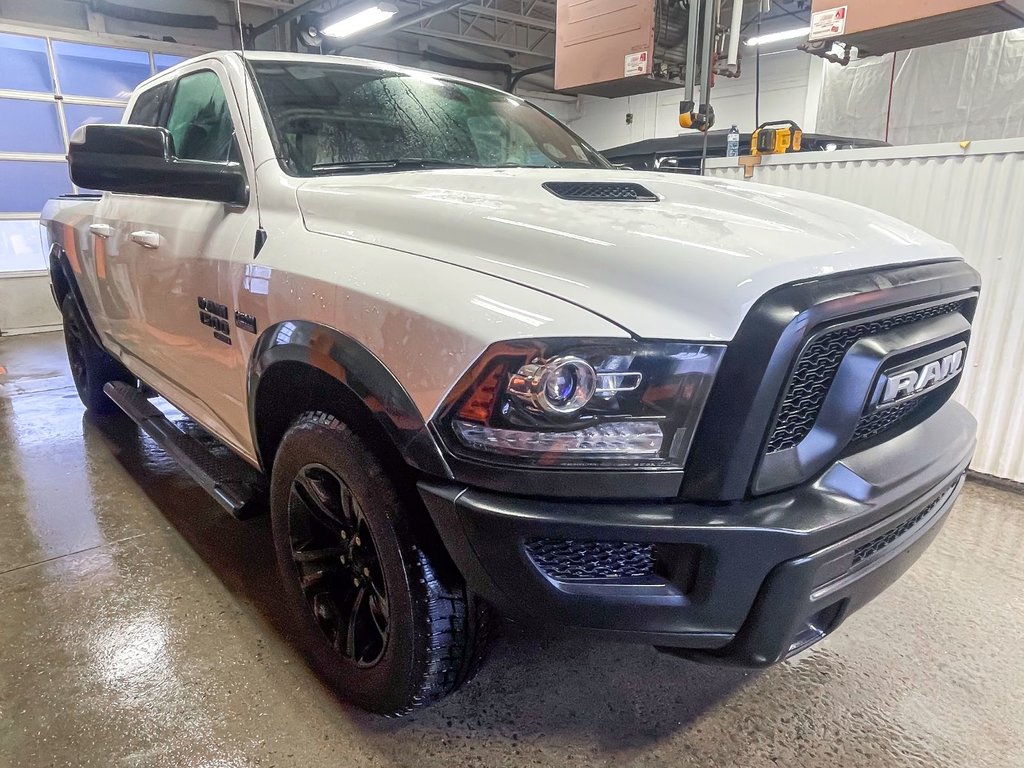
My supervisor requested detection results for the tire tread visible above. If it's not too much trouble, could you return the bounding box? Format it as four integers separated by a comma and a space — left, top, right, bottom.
274, 410, 494, 716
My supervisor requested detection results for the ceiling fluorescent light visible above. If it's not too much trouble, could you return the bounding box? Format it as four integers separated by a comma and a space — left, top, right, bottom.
321, 2, 398, 38
744, 26, 811, 46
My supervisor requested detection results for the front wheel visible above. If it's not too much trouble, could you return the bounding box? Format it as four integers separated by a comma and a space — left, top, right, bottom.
270, 411, 492, 715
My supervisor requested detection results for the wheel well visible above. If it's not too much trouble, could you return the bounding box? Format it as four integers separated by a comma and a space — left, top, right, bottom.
50, 248, 70, 307
252, 361, 409, 477
253, 361, 462, 583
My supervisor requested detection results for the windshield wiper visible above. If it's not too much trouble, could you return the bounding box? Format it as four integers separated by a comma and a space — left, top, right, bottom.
310, 158, 604, 174
310, 158, 481, 174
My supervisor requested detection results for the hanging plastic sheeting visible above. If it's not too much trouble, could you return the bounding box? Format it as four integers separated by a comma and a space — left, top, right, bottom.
705, 138, 1024, 484
815, 30, 1024, 145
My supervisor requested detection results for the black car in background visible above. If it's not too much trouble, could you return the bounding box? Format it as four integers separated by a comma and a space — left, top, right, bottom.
603, 130, 890, 173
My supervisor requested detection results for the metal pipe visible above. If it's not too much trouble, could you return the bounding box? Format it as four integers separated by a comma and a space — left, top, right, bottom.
684, 0, 700, 102
726, 0, 743, 69
509, 62, 554, 92
699, 0, 715, 106
698, 0, 716, 175
417, 50, 513, 84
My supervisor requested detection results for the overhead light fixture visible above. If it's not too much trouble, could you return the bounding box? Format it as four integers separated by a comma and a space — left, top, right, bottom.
320, 2, 398, 39
744, 26, 811, 46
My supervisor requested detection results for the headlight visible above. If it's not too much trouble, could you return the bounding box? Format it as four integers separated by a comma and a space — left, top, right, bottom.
507, 356, 599, 415
435, 339, 725, 469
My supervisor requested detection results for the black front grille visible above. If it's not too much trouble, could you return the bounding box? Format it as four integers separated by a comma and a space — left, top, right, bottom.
765, 301, 964, 453
852, 399, 924, 442
524, 538, 655, 581
850, 478, 961, 567
542, 181, 658, 202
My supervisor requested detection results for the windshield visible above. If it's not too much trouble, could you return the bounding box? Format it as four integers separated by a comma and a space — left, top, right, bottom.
249, 60, 610, 176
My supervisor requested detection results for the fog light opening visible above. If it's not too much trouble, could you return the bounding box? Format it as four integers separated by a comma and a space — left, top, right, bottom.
787, 601, 845, 656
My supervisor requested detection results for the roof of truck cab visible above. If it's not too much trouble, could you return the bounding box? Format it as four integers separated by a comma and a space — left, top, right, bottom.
138, 50, 512, 97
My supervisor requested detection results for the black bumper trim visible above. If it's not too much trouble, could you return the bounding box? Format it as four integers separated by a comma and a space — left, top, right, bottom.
419, 402, 976, 663
678, 472, 965, 666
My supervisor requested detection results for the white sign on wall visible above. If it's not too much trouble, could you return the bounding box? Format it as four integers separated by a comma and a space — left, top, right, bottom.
624, 50, 649, 77
809, 5, 847, 41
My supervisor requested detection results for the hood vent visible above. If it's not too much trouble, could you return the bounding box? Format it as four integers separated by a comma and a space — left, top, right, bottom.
542, 181, 658, 202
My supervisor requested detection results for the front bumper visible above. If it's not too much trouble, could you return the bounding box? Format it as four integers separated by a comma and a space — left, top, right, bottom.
419, 402, 976, 666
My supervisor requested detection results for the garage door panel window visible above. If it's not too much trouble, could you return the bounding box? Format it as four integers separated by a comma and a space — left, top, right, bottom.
0, 98, 65, 154
154, 54, 186, 73
0, 32, 191, 273
165, 71, 238, 163
64, 104, 126, 135
0, 32, 53, 93
51, 41, 151, 100
0, 161, 73, 214
0, 219, 48, 273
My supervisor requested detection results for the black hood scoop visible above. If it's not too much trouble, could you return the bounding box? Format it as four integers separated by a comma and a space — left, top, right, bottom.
542, 181, 659, 202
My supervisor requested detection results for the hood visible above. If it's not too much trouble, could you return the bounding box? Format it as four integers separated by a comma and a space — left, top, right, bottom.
296, 168, 961, 341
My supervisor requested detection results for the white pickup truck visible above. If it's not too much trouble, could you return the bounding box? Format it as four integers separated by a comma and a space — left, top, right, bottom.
42, 50, 980, 716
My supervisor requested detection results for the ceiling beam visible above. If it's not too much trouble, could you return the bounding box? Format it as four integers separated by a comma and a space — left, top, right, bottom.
395, 26, 552, 56
457, 4, 555, 31
233, 0, 306, 10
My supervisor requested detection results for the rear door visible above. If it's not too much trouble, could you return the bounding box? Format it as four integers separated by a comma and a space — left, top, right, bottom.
106, 60, 258, 452
86, 81, 170, 360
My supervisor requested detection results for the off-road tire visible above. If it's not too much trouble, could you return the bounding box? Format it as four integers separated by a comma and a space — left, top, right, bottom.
61, 294, 133, 415
270, 410, 493, 715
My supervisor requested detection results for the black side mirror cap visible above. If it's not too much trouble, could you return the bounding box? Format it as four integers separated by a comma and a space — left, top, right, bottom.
68, 123, 248, 206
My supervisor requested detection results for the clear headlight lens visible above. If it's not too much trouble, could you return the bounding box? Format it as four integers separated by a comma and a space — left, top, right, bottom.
436, 339, 725, 469
453, 420, 664, 458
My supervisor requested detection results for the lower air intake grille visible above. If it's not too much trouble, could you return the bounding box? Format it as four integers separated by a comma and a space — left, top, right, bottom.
542, 181, 658, 202
525, 538, 655, 581
766, 301, 964, 453
850, 478, 961, 568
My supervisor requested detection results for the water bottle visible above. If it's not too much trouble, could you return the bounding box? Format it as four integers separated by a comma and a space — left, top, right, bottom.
726, 125, 740, 158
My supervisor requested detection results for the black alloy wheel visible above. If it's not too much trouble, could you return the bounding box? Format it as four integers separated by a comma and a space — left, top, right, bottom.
288, 463, 390, 668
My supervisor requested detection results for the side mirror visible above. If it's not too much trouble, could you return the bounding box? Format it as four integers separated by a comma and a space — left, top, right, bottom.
68, 124, 248, 205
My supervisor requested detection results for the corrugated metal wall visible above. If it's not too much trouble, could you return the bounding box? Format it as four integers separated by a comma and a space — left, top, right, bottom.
708, 139, 1024, 483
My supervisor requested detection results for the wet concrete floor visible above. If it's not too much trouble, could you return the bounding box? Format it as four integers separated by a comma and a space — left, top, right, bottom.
1, 331, 1022, 768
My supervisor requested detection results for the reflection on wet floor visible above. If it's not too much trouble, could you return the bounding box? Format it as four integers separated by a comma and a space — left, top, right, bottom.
2, 331, 1023, 768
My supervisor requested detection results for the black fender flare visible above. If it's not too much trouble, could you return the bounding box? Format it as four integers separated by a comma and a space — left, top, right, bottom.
247, 320, 452, 478
49, 243, 104, 347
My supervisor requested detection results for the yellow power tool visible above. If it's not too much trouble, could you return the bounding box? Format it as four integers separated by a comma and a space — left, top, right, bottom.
751, 120, 803, 156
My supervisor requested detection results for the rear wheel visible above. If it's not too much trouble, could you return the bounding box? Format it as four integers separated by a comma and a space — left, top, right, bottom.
61, 294, 132, 415
270, 411, 492, 715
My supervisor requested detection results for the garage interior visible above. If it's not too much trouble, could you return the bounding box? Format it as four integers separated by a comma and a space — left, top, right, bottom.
1, 0, 1023, 766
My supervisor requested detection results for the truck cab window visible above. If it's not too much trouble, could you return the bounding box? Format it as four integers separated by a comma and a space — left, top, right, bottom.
127, 82, 168, 127
165, 70, 238, 163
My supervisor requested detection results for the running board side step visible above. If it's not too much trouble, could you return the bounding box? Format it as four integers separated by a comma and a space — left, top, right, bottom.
103, 381, 259, 519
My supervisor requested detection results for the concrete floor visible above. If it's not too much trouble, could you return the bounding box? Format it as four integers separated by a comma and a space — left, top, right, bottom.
1, 331, 1023, 768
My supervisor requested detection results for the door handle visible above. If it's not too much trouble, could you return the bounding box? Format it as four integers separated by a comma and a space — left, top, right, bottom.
129, 230, 161, 249
89, 223, 113, 239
